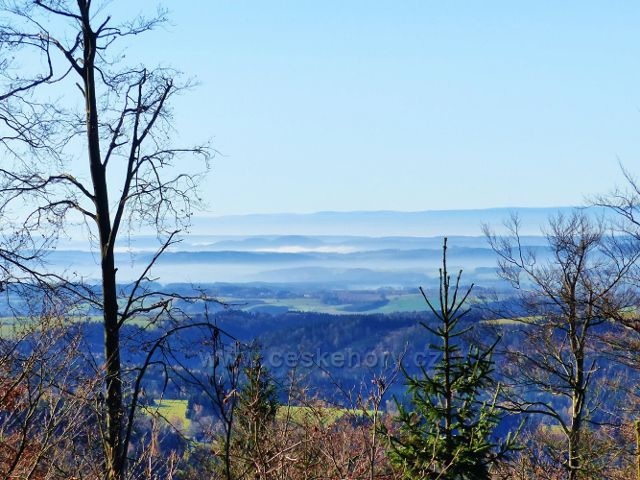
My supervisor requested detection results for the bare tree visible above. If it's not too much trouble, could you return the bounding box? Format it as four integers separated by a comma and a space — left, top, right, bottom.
306, 348, 404, 480
484, 211, 640, 479
592, 166, 640, 479
0, 310, 102, 479
0, 2, 211, 479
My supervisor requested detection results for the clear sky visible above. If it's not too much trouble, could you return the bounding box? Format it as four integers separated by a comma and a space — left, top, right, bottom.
125, 1, 640, 215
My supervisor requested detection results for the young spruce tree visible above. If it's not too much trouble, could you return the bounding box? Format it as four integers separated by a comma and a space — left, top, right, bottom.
223, 352, 279, 479
384, 238, 517, 479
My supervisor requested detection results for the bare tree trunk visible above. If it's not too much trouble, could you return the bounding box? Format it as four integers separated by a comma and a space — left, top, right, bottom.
567, 305, 584, 480
79, 2, 124, 478
102, 249, 124, 480
568, 379, 584, 480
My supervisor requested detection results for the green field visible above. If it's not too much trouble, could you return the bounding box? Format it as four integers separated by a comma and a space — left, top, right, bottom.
370, 294, 426, 314
139, 400, 371, 434
482, 315, 542, 325
219, 292, 431, 315
276, 405, 377, 427
143, 399, 191, 431
257, 297, 346, 314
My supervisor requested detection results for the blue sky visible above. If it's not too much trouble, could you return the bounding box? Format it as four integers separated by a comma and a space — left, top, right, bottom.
125, 1, 640, 215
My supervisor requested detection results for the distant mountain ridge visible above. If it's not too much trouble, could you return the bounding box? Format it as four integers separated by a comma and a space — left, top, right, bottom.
190, 206, 601, 236
46, 206, 605, 285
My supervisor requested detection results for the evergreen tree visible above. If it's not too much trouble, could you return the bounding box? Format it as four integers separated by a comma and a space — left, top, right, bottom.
383, 238, 517, 479
222, 351, 279, 479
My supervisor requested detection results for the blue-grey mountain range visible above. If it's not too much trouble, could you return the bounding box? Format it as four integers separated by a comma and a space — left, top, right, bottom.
46, 207, 596, 286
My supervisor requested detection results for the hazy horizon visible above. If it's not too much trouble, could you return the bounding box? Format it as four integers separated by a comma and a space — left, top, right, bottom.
50, 207, 578, 285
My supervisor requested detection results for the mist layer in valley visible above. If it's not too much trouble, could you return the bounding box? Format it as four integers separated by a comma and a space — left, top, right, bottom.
28, 208, 590, 316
